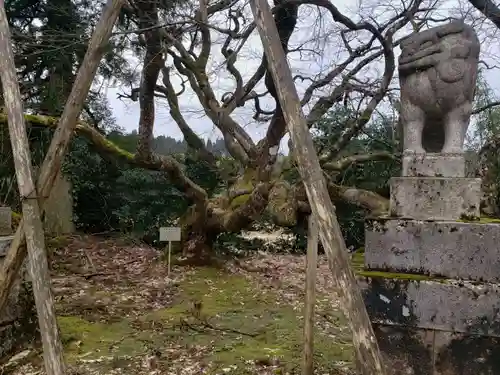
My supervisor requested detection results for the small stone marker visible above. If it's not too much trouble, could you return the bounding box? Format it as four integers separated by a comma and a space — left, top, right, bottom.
159, 226, 181, 276
0, 206, 12, 236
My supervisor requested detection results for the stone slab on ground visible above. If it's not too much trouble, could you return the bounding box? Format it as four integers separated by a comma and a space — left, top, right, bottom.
371, 323, 500, 375
0, 207, 11, 236
389, 177, 481, 220
0, 236, 37, 360
364, 218, 500, 282
402, 153, 465, 178
358, 275, 500, 337
0, 286, 37, 359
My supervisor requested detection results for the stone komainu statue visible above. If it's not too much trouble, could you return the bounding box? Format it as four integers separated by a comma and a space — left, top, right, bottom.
398, 21, 480, 154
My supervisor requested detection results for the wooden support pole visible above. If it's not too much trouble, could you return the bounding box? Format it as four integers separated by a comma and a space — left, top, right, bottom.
0, 0, 125, 314
249, 1, 387, 374
303, 215, 318, 375
0, 2, 65, 373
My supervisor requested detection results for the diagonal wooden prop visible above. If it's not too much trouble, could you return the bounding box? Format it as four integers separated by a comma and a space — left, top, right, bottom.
249, 1, 387, 374
0, 1, 66, 372
0, 0, 125, 320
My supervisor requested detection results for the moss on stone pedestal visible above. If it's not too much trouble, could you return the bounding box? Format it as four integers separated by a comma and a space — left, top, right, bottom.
457, 216, 500, 224
351, 250, 445, 282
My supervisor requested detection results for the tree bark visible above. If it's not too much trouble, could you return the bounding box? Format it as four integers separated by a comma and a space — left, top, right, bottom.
0, 2, 65, 374
0, 0, 125, 315
250, 1, 387, 374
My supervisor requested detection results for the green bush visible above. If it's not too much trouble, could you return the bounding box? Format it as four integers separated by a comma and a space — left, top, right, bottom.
64, 135, 221, 245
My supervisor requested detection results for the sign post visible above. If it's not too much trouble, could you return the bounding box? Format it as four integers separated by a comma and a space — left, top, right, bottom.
159, 226, 181, 276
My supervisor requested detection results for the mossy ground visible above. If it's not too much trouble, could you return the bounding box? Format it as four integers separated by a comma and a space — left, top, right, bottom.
8, 235, 353, 375
53, 267, 352, 374
137, 268, 351, 374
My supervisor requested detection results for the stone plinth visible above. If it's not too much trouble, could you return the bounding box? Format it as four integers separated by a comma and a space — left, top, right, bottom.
402, 153, 465, 177
364, 218, 500, 282
389, 177, 481, 220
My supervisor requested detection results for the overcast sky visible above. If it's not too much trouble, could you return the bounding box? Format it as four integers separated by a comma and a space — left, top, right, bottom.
102, 0, 500, 151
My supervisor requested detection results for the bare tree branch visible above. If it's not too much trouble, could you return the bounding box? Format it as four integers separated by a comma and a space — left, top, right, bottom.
467, 0, 500, 29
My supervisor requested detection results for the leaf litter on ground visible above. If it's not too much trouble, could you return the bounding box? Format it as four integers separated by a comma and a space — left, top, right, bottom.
5, 233, 355, 375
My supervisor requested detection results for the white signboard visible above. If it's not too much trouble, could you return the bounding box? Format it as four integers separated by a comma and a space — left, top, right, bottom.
159, 227, 181, 242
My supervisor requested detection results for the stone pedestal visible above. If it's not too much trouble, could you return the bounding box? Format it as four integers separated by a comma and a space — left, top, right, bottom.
389, 177, 481, 220
402, 153, 465, 177
0, 208, 37, 359
360, 152, 500, 374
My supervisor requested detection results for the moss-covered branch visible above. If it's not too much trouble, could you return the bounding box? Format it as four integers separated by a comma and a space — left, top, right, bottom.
2, 113, 390, 233
294, 179, 389, 217
0, 113, 207, 203
322, 151, 398, 171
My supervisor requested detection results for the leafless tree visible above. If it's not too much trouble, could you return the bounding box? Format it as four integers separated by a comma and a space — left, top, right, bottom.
15, 0, 500, 261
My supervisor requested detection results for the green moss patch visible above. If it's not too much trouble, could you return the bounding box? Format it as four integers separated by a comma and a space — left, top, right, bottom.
458, 216, 500, 224
58, 316, 144, 361
141, 267, 352, 373
55, 267, 352, 374
351, 250, 445, 282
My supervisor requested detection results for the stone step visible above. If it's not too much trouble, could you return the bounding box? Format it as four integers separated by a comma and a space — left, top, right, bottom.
390, 177, 481, 220
364, 218, 500, 282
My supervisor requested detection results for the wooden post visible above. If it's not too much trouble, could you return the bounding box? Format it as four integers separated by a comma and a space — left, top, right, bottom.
0, 0, 125, 314
0, 2, 65, 374
249, 1, 387, 374
303, 215, 318, 375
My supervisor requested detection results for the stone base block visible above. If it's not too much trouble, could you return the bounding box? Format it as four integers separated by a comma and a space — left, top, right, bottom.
402, 153, 465, 177
370, 324, 500, 375
390, 177, 481, 220
358, 276, 500, 337
434, 331, 500, 375
372, 324, 434, 375
365, 218, 500, 282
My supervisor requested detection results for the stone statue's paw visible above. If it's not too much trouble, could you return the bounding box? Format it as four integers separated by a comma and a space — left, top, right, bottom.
437, 60, 467, 83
